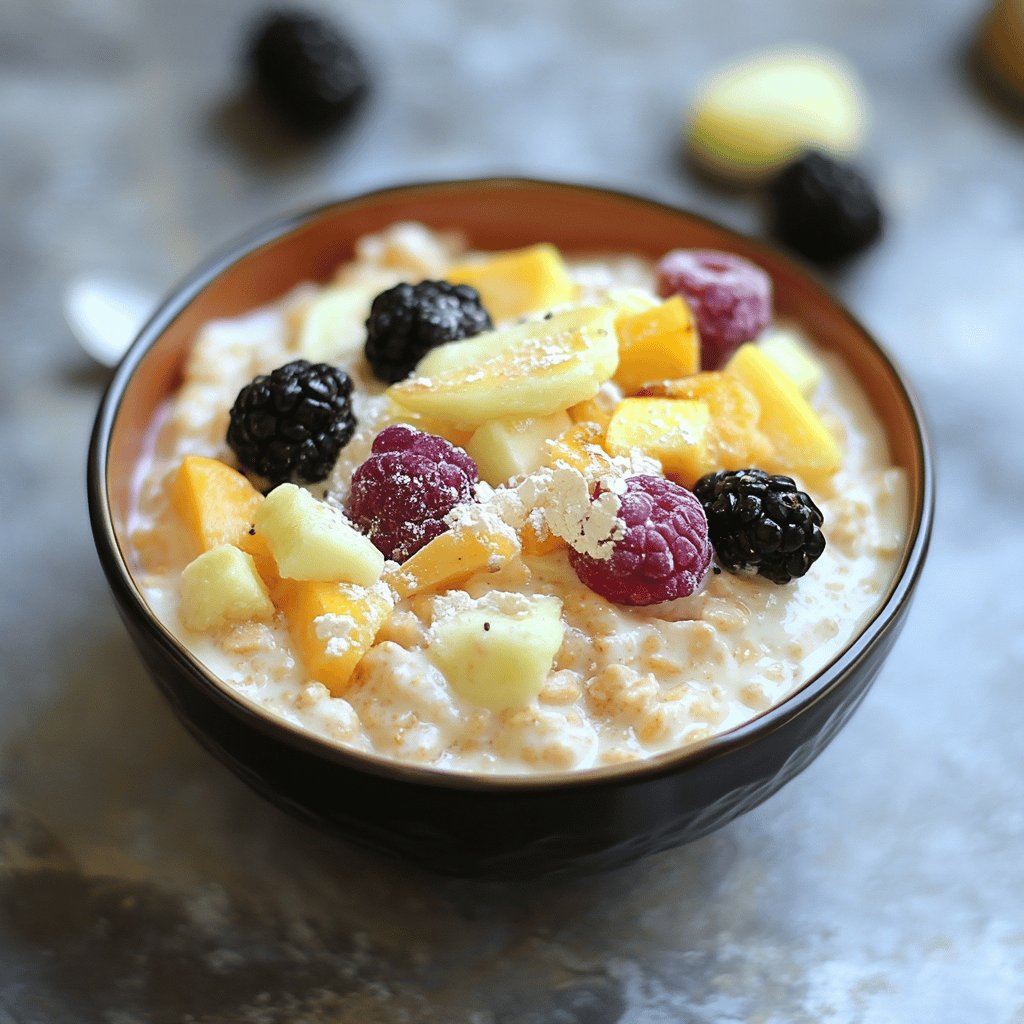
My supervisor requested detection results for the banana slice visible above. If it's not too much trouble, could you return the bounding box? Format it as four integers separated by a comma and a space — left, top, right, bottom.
388, 306, 619, 427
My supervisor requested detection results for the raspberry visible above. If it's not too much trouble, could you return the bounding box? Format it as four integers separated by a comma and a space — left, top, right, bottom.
345, 424, 479, 563
694, 468, 825, 583
226, 359, 356, 486
247, 11, 369, 135
569, 475, 712, 606
770, 151, 884, 264
364, 280, 493, 384
656, 250, 772, 370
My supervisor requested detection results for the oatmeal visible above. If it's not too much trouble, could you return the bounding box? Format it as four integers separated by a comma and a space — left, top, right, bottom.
130, 223, 908, 775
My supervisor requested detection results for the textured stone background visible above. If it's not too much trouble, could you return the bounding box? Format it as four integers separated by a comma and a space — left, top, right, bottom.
2, 0, 1023, 1021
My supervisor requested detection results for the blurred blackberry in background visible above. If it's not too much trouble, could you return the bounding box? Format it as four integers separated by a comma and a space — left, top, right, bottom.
769, 151, 884, 264
247, 10, 369, 135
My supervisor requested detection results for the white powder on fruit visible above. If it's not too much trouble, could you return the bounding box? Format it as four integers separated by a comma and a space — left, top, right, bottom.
517, 465, 624, 560
315, 613, 359, 657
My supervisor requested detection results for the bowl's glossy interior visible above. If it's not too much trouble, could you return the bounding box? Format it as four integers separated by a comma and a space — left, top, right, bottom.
90, 178, 932, 874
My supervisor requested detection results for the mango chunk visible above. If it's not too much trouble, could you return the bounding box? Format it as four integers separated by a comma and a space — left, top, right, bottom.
386, 524, 520, 599
467, 411, 573, 486
613, 296, 700, 394
388, 306, 618, 427
447, 243, 577, 322
520, 521, 565, 557
274, 579, 393, 696
604, 397, 711, 486
547, 421, 615, 480
567, 394, 615, 430
180, 545, 274, 633
171, 455, 277, 582
638, 372, 775, 472
171, 455, 263, 552
724, 343, 841, 477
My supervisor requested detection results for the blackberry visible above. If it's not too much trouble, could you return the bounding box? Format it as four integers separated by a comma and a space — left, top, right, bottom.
694, 469, 825, 584
227, 360, 356, 486
364, 280, 493, 384
769, 152, 883, 264
247, 11, 369, 135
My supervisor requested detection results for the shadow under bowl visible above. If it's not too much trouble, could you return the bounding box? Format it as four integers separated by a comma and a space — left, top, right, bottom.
88, 178, 933, 879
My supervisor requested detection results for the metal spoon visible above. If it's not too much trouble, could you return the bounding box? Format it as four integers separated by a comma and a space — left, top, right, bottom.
64, 275, 157, 368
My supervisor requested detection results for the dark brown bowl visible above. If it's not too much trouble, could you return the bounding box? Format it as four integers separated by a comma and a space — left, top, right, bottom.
88, 178, 933, 879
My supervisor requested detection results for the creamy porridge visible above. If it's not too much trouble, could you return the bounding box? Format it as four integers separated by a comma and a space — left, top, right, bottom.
129, 223, 907, 775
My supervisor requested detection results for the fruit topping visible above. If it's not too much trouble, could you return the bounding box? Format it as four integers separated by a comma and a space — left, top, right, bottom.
723, 343, 841, 478
637, 372, 774, 477
569, 475, 712, 606
256, 483, 385, 586
687, 47, 867, 185
446, 243, 577, 323
770, 151, 884, 264
466, 411, 573, 487
388, 305, 619, 426
613, 296, 700, 393
656, 250, 772, 370
247, 11, 369, 135
694, 469, 826, 584
385, 519, 520, 599
756, 329, 824, 396
227, 359, 356, 486
430, 595, 565, 710
171, 455, 265, 554
180, 545, 274, 632
364, 280, 493, 384
604, 397, 710, 486
345, 424, 479, 563
274, 578, 393, 696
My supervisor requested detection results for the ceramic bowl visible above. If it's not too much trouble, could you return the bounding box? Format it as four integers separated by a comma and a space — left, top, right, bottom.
88, 178, 933, 878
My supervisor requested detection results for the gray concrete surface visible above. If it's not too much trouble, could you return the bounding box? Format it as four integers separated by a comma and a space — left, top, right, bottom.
2, 0, 1022, 1020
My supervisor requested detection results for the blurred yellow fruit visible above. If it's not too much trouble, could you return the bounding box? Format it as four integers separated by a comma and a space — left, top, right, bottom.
447, 243, 577, 322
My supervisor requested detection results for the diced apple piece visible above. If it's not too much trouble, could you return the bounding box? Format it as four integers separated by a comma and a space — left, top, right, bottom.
274, 579, 392, 696
180, 545, 274, 632
256, 484, 384, 586
466, 411, 572, 486
604, 397, 711, 486
388, 306, 618, 427
447, 244, 577, 322
294, 286, 372, 363
386, 523, 520, 599
724, 343, 841, 476
430, 596, 564, 710
757, 328, 825, 396
613, 296, 700, 394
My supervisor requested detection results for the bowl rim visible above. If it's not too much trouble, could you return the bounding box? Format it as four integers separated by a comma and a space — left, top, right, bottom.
88, 175, 934, 793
